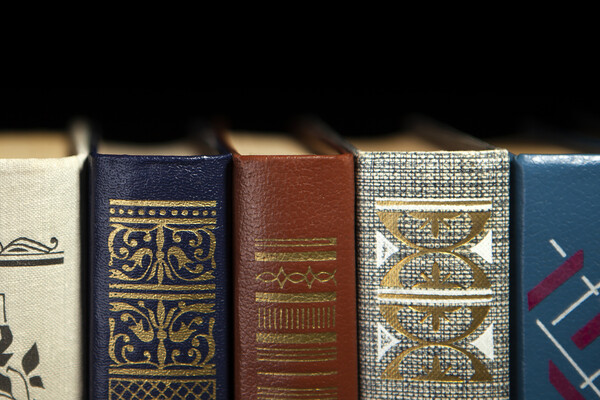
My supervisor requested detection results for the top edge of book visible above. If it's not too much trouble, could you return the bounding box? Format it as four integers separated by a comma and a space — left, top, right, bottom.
0, 121, 90, 161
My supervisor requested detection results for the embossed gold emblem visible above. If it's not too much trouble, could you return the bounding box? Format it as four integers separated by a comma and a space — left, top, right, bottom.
375, 199, 494, 383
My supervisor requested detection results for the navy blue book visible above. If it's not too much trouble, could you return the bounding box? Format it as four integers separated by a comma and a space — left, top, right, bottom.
500, 135, 600, 399
90, 141, 231, 399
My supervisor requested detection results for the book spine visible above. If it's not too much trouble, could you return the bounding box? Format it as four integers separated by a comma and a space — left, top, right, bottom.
515, 155, 600, 400
91, 154, 231, 399
0, 155, 86, 399
233, 154, 358, 400
356, 150, 510, 399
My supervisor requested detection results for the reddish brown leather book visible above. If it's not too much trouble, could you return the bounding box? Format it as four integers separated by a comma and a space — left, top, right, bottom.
224, 130, 358, 400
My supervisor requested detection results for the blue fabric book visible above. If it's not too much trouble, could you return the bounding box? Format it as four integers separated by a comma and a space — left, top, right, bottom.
90, 143, 231, 400
511, 149, 600, 399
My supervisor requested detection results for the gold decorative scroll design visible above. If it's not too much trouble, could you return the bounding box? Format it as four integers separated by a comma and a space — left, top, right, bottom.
108, 199, 217, 284
375, 199, 493, 383
256, 266, 337, 289
108, 299, 216, 375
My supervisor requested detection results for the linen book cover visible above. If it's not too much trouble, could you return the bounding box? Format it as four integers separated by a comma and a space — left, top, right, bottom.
0, 126, 88, 399
224, 130, 358, 400
90, 142, 231, 400
510, 151, 600, 400
346, 121, 510, 399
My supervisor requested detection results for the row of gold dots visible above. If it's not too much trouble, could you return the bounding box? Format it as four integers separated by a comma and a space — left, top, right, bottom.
109, 208, 217, 216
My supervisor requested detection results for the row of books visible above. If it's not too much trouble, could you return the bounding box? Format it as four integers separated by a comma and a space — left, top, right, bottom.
1, 118, 598, 400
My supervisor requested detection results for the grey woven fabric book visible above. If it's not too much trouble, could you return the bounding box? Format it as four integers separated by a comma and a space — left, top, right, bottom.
301, 118, 510, 399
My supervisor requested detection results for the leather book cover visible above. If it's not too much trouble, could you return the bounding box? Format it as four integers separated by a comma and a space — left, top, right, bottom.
228, 131, 358, 400
346, 119, 510, 399
0, 126, 89, 399
511, 153, 600, 400
90, 149, 231, 399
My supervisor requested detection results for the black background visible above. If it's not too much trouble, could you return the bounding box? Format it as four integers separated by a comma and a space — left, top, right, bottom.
1, 89, 597, 140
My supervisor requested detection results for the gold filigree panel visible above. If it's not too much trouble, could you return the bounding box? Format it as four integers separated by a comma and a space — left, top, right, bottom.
107, 200, 218, 385
108, 200, 217, 284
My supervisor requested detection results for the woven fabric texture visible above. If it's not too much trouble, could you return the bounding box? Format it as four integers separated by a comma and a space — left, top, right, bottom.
356, 150, 509, 399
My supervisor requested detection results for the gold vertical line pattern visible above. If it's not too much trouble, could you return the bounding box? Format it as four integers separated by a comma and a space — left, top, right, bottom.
268, 308, 272, 329
312, 307, 316, 329
279, 308, 283, 330
318, 307, 321, 329
333, 305, 336, 327
302, 308, 305, 329
286, 309, 289, 329
263, 307, 267, 328
258, 308, 261, 328
296, 308, 299, 329
327, 306, 331, 328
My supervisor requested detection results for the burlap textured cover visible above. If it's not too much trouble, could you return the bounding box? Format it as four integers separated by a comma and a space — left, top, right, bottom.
355, 149, 509, 399
0, 130, 87, 399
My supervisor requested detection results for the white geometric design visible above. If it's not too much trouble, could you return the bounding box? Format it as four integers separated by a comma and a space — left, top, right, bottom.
377, 322, 400, 361
471, 230, 493, 264
376, 230, 399, 267
471, 323, 494, 360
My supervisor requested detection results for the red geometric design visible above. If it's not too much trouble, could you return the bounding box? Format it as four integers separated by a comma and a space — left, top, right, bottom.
572, 312, 600, 350
528, 250, 584, 311
549, 360, 585, 400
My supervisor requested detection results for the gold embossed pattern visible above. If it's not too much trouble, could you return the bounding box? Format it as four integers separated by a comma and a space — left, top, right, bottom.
108, 378, 216, 399
253, 237, 339, 391
375, 199, 494, 383
107, 200, 218, 396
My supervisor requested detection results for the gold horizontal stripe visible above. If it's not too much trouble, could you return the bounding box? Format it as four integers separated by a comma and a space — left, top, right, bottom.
258, 371, 337, 376
255, 238, 336, 247
378, 293, 493, 301
109, 217, 216, 224
255, 251, 336, 262
255, 243, 335, 248
255, 292, 336, 303
257, 332, 337, 344
257, 350, 337, 357
376, 200, 491, 206
109, 283, 215, 292
109, 292, 215, 301
255, 237, 336, 243
257, 386, 337, 393
110, 200, 216, 207
256, 347, 337, 352
257, 397, 337, 400
257, 352, 337, 358
257, 357, 337, 362
109, 368, 215, 376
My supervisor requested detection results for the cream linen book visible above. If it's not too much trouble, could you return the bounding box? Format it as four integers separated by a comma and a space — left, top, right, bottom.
0, 125, 88, 399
